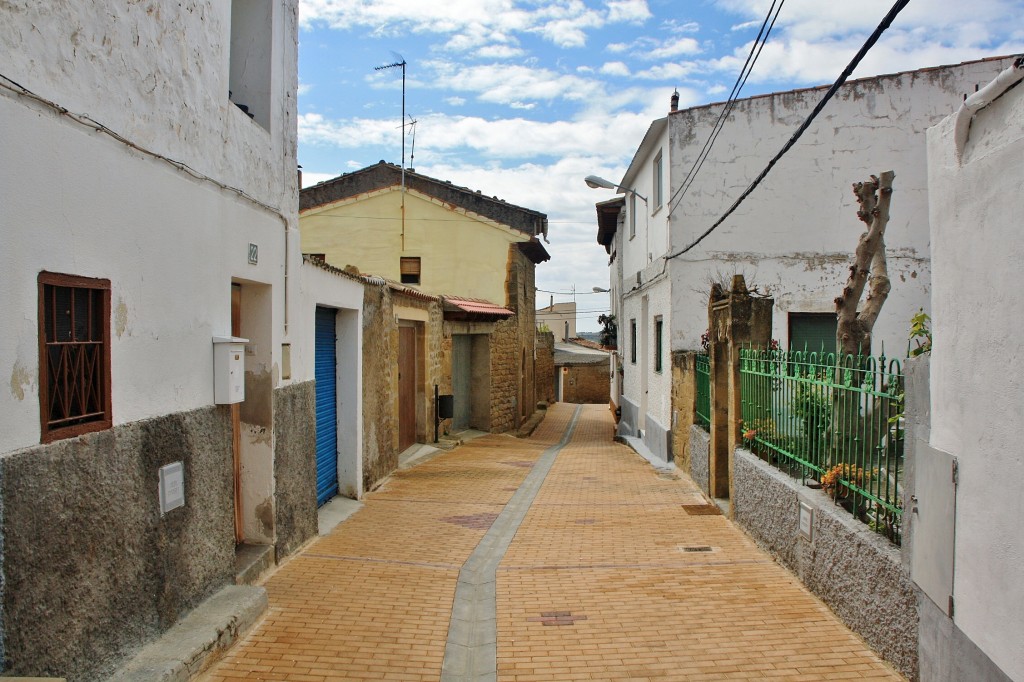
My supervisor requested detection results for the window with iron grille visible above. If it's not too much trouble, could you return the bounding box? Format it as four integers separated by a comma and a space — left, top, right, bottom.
38, 272, 111, 443
400, 257, 421, 285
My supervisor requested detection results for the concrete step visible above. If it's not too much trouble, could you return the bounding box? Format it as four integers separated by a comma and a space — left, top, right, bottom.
107, 584, 267, 682
233, 543, 274, 586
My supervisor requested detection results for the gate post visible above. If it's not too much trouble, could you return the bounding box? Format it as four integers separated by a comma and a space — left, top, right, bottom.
707, 275, 773, 509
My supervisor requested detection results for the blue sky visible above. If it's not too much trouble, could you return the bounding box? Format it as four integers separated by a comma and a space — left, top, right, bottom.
296, 0, 1024, 330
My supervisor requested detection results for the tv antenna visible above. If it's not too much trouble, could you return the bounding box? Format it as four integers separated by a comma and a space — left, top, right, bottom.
375, 55, 410, 248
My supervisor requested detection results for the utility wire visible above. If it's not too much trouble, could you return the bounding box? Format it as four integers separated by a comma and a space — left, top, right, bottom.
667, 0, 911, 261
667, 0, 785, 214
0, 72, 289, 225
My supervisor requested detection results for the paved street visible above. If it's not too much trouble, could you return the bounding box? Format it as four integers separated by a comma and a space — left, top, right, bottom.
203, 403, 902, 681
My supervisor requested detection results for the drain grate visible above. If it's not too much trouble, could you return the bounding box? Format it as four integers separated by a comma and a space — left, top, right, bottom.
574, 518, 597, 525
680, 545, 715, 553
681, 504, 722, 516
527, 611, 587, 626
502, 460, 535, 468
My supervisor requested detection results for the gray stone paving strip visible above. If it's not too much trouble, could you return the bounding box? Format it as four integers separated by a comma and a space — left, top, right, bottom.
440, 406, 584, 682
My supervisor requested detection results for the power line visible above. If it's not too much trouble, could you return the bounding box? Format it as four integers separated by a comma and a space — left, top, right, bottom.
667, 0, 911, 261
667, 0, 785, 214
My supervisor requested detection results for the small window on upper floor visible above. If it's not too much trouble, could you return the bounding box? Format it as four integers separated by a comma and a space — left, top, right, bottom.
400, 257, 421, 285
229, 0, 273, 131
653, 150, 664, 209
38, 272, 112, 443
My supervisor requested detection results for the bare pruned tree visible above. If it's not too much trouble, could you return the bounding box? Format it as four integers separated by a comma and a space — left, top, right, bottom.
834, 171, 895, 357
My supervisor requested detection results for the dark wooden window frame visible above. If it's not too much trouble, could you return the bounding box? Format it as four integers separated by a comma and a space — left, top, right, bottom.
400, 256, 421, 285
38, 271, 112, 443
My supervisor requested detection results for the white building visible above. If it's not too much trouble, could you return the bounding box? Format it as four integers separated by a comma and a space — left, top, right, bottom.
536, 299, 577, 341
596, 56, 1017, 464
916, 56, 1024, 682
0, 2, 351, 678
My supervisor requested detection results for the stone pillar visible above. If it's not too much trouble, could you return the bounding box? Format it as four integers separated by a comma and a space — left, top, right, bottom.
707, 275, 773, 507
671, 350, 697, 474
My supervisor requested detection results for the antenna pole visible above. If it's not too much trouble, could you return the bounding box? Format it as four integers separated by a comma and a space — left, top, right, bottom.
375, 58, 408, 250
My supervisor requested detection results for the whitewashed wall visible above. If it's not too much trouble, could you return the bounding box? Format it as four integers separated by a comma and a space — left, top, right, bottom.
927, 69, 1024, 682
0, 0, 300, 453
298, 261, 365, 499
666, 58, 1016, 354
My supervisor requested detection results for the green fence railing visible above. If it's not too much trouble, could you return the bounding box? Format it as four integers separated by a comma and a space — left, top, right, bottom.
695, 352, 710, 429
738, 348, 904, 544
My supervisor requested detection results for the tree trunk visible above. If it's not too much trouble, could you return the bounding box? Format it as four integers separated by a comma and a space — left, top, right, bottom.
831, 172, 895, 465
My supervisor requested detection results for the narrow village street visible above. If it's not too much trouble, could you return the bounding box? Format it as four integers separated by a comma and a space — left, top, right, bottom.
203, 403, 901, 682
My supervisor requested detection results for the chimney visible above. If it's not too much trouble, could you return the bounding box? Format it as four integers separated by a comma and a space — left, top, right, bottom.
550, 295, 553, 309
670, 89, 679, 112
297, 164, 303, 189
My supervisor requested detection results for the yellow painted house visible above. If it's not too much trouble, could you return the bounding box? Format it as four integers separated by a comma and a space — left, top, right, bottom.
299, 162, 550, 438
300, 162, 548, 305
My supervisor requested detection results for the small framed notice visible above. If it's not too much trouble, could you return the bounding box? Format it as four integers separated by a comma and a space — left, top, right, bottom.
798, 501, 813, 541
159, 461, 185, 516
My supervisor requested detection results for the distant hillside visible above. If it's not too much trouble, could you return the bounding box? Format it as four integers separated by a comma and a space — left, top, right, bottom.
576, 331, 602, 343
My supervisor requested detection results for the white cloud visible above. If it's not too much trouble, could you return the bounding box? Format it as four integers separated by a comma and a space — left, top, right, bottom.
600, 61, 631, 76
509, 101, 537, 109
605, 0, 652, 24
297, 83, 314, 95
709, 0, 1024, 85
300, 0, 653, 52
647, 37, 701, 59
634, 62, 699, 80
421, 61, 605, 105
445, 96, 467, 106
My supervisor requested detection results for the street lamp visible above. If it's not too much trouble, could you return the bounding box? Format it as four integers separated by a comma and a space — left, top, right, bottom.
584, 175, 648, 204
592, 287, 609, 293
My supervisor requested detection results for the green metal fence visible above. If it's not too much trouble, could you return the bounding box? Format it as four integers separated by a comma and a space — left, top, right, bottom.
695, 352, 711, 429
738, 348, 904, 544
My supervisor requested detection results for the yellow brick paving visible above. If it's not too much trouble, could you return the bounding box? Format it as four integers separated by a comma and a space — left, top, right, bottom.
203, 403, 902, 681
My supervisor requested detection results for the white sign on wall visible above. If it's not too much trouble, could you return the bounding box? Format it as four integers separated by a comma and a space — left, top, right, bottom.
159, 461, 185, 515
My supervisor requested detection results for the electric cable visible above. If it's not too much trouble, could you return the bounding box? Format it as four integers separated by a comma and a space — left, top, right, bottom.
667, 0, 911, 261
666, 0, 785, 214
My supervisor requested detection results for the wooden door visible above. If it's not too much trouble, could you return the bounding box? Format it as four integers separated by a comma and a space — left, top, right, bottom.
231, 284, 243, 544
398, 326, 416, 452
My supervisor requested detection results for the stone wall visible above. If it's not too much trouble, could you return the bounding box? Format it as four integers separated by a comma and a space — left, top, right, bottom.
489, 245, 538, 433
562, 362, 610, 404
273, 381, 317, 559
733, 448, 918, 679
361, 284, 398, 490
489, 316, 519, 433
535, 331, 555, 405
0, 406, 234, 680
361, 284, 446, 489
689, 425, 710, 497
670, 351, 697, 473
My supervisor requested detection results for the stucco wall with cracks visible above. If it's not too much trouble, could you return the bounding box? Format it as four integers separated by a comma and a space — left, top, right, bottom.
665, 57, 1017, 354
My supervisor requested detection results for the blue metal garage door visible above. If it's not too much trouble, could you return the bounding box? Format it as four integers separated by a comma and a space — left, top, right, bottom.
315, 306, 338, 506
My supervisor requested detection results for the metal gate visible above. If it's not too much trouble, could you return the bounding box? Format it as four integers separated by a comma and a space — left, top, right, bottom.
315, 306, 338, 506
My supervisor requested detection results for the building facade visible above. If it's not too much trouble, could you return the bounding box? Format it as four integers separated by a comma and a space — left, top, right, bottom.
597, 56, 1018, 465
0, 2, 310, 678
300, 163, 550, 439
916, 57, 1024, 682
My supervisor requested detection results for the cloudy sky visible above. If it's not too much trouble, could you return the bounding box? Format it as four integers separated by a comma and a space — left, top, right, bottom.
296, 0, 1024, 330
